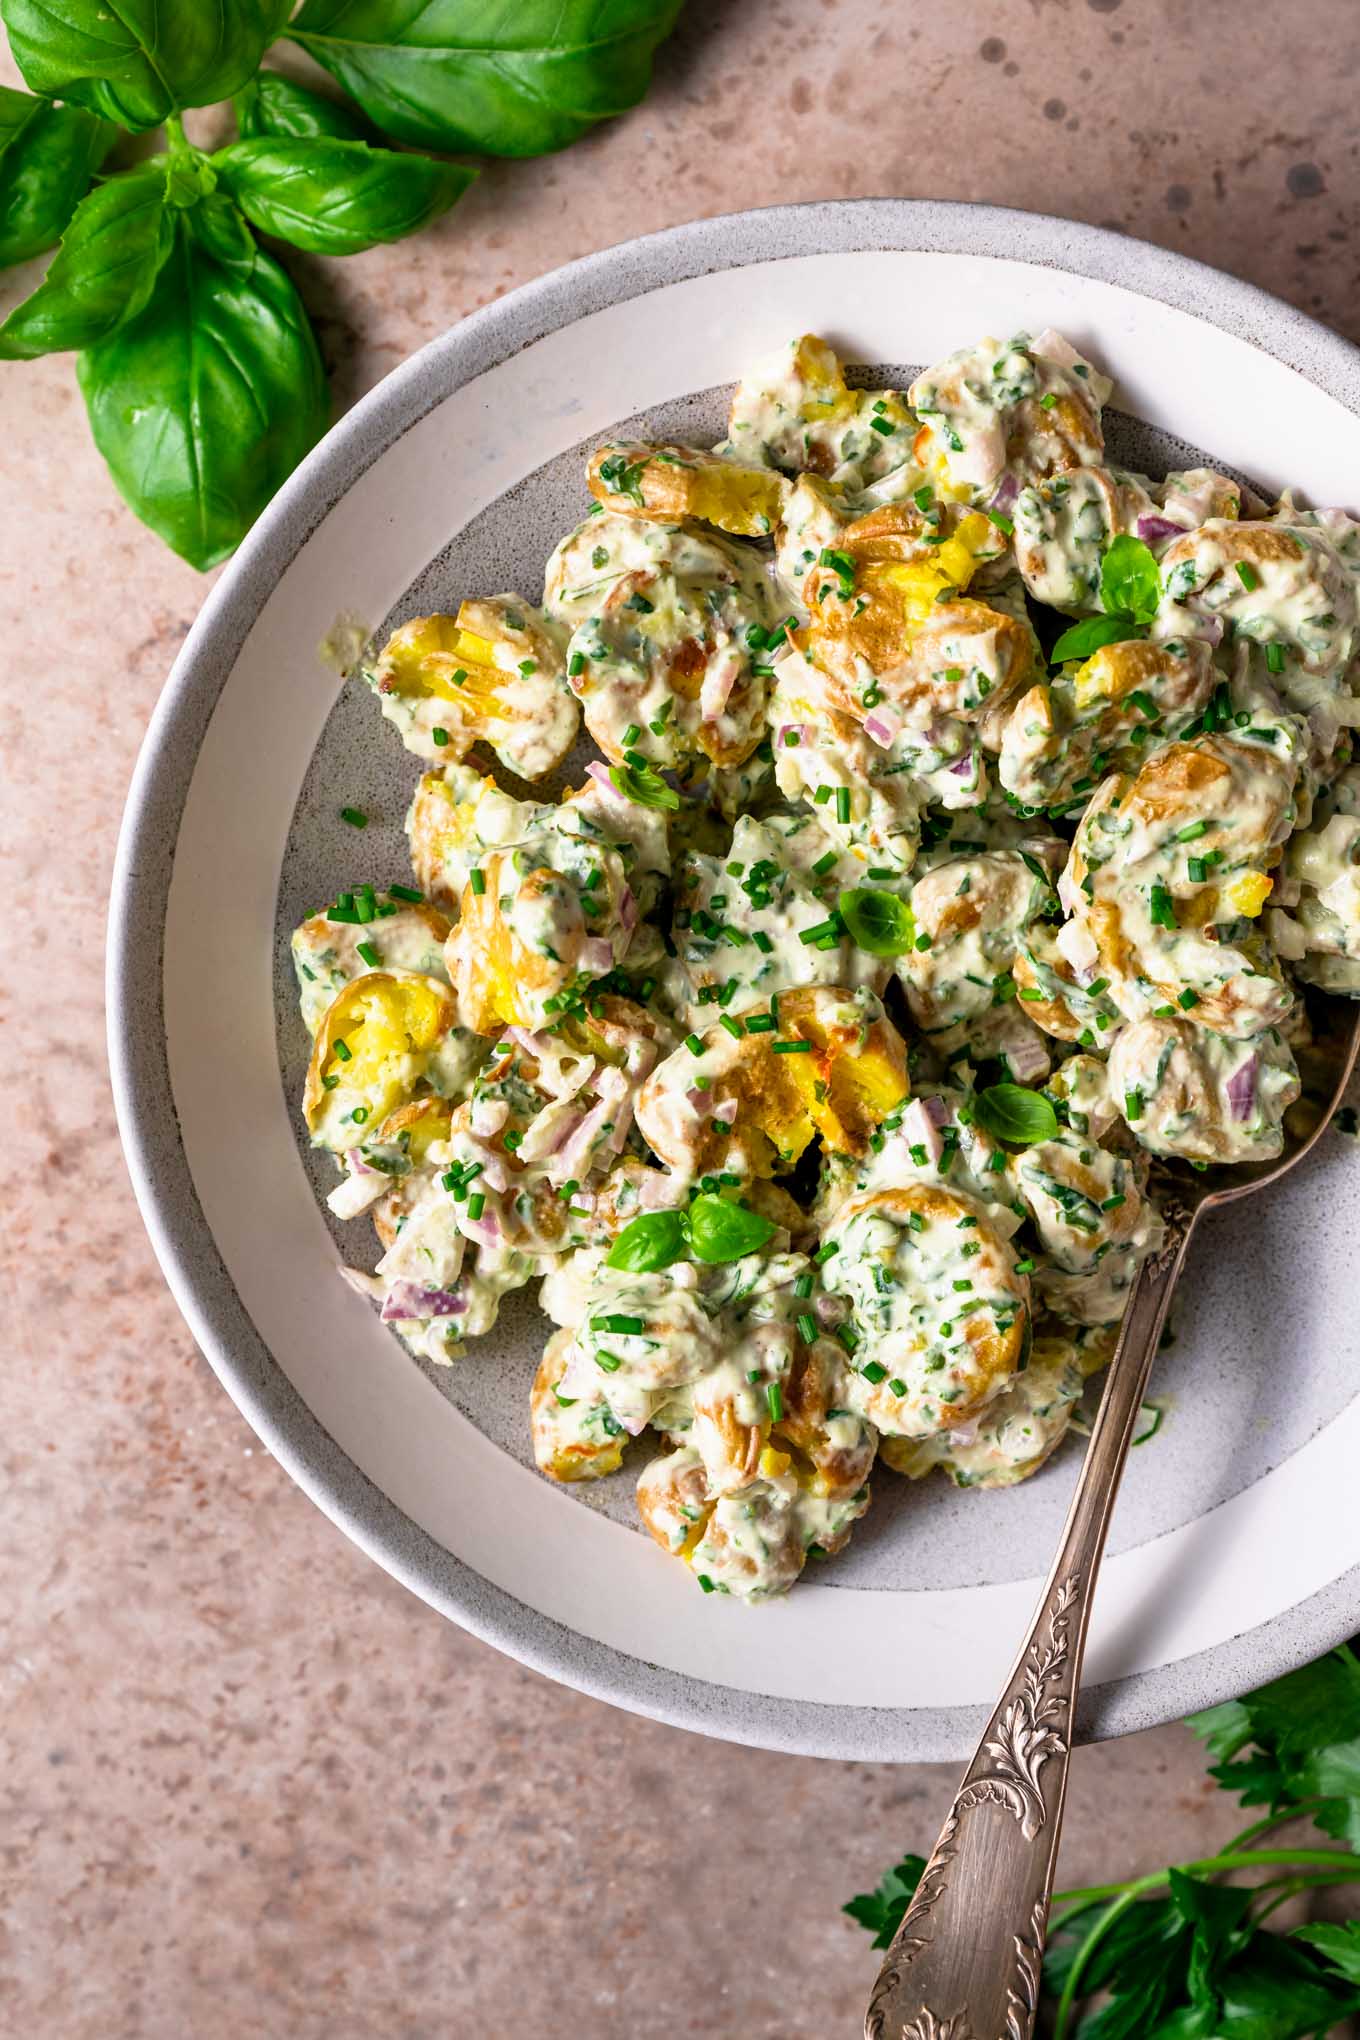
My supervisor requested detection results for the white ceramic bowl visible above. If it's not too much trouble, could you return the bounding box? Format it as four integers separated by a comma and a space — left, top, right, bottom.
109, 200, 1360, 1760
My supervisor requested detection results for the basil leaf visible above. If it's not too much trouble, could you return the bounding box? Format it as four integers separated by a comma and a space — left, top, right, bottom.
77, 213, 328, 570
838, 886, 915, 957
608, 761, 680, 811
212, 137, 474, 257
971, 1082, 1059, 1147
684, 1193, 777, 1265
1100, 533, 1162, 625
1, 0, 293, 132
1050, 612, 1146, 665
0, 162, 172, 360
605, 1209, 686, 1273
234, 73, 377, 143
287, 0, 684, 157
0, 86, 114, 269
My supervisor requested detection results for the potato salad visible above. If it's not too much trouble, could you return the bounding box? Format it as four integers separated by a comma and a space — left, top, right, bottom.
294, 325, 1360, 1601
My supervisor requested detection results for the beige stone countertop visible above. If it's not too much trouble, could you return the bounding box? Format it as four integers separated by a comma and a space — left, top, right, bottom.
5, 3, 1358, 2033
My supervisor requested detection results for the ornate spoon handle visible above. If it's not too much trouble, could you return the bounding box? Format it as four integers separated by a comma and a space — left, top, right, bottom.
865, 1214, 1194, 2040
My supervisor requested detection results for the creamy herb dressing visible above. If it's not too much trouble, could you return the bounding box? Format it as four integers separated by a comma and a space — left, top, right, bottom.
294, 319, 1360, 1602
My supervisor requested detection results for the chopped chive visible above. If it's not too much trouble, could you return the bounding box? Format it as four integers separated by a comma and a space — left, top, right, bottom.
986, 509, 1014, 536
1266, 641, 1285, 674
356, 940, 380, 967
568, 652, 586, 677
332, 1038, 352, 1063
1176, 820, 1209, 841
1100, 1194, 1126, 1211
1187, 856, 1208, 884
811, 850, 838, 877
720, 1013, 744, 1040
321, 1074, 339, 1090
799, 917, 842, 945
696, 1573, 716, 1594
593, 1313, 644, 1335
1178, 987, 1200, 1009
623, 723, 641, 747
772, 1038, 813, 1053
1013, 1257, 1036, 1274
752, 931, 774, 954
794, 1271, 814, 1297
1125, 1088, 1144, 1120
835, 786, 852, 825
469, 867, 486, 895
388, 883, 423, 903
685, 1033, 705, 1057
467, 1191, 485, 1220
797, 1311, 818, 1345
594, 1351, 623, 1373
746, 1013, 776, 1033
1235, 561, 1261, 591
341, 806, 367, 829
432, 726, 450, 747
766, 1381, 784, 1421
860, 1358, 886, 1384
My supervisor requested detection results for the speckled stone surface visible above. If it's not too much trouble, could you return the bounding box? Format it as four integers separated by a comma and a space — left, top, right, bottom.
5, 4, 1360, 2032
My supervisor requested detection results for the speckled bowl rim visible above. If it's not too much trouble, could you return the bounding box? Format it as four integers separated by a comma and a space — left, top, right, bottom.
108, 198, 1360, 1762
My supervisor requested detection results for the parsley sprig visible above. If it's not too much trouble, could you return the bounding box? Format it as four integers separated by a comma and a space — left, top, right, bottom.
847, 1647, 1360, 2036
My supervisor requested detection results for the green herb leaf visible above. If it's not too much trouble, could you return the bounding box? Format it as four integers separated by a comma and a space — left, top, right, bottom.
971, 1082, 1059, 1147
0, 161, 172, 359
608, 760, 680, 811
288, 0, 684, 157
1210, 1934, 1360, 2037
1050, 611, 1147, 665
234, 72, 377, 143
1189, 1647, 1360, 1851
605, 1208, 686, 1274
837, 886, 915, 957
77, 212, 328, 569
212, 136, 475, 256
1, 0, 294, 132
684, 1193, 778, 1264
842, 1855, 926, 1950
0, 85, 114, 270
1293, 1921, 1360, 1984
1100, 533, 1162, 625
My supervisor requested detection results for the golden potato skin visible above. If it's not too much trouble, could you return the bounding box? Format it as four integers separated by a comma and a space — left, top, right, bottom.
531, 1330, 626, 1484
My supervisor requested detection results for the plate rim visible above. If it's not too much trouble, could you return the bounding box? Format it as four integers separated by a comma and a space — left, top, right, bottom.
107, 196, 1360, 1760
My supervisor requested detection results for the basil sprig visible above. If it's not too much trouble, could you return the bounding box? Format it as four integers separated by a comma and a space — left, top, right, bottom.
1051, 535, 1163, 666
606, 1193, 778, 1273
286, 0, 685, 158
970, 1082, 1059, 1147
0, 84, 113, 268
0, 0, 684, 565
79, 211, 328, 570
838, 886, 915, 957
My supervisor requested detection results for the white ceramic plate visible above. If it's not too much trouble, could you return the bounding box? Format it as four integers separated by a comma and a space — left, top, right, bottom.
109, 201, 1360, 1760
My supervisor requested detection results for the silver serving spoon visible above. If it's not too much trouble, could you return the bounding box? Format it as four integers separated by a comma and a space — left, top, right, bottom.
865, 999, 1360, 2040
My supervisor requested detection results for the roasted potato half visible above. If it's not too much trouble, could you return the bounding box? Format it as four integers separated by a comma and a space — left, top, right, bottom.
292, 900, 451, 1035
587, 441, 790, 537
369, 600, 577, 780
635, 985, 909, 1180
824, 1183, 1031, 1440
532, 1328, 628, 1483
304, 971, 456, 1150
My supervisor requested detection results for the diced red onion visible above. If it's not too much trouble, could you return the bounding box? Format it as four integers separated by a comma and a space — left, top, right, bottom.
863, 715, 892, 746
700, 643, 742, 720
686, 1086, 711, 1113
639, 1170, 681, 1210
1226, 1054, 1258, 1119
516, 1101, 584, 1163
339, 1265, 386, 1301
470, 1096, 509, 1138
987, 470, 1020, 515
586, 760, 622, 798
1136, 514, 1181, 543
920, 1094, 949, 1128
618, 885, 638, 934
949, 748, 975, 777
1006, 1027, 1052, 1084
815, 1291, 847, 1327
580, 936, 615, 977
327, 1163, 388, 1221
900, 1097, 945, 1165
381, 1279, 467, 1321
548, 1097, 612, 1184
